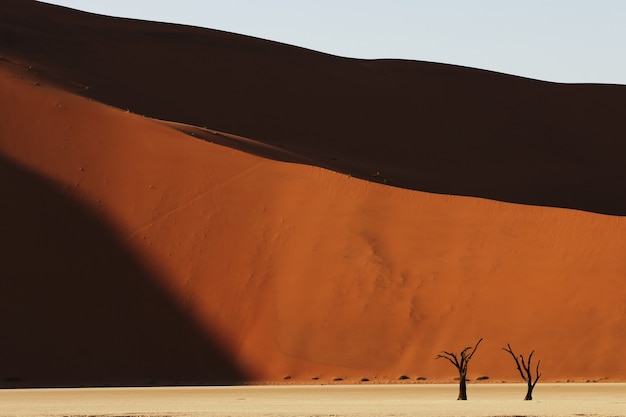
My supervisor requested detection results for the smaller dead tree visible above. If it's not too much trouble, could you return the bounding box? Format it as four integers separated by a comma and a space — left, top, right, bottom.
435, 338, 483, 400
503, 343, 541, 400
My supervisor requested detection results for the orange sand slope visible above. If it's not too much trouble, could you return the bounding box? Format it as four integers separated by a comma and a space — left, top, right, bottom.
1, 1, 626, 387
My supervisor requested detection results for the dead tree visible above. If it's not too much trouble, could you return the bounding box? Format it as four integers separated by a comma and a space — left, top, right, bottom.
502, 343, 541, 400
435, 338, 483, 400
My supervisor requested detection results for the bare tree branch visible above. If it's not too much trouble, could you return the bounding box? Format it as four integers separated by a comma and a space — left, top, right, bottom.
532, 360, 542, 389
465, 338, 483, 363
435, 353, 459, 368
502, 344, 526, 381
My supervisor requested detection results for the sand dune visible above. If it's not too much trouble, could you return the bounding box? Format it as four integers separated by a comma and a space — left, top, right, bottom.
0, 1, 625, 387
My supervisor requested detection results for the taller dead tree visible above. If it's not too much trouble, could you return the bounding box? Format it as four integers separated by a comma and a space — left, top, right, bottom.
503, 343, 541, 400
435, 338, 483, 400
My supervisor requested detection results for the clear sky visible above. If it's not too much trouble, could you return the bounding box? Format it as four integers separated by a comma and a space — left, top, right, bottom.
40, 1, 626, 85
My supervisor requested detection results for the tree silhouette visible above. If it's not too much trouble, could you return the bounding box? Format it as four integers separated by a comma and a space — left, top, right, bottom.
435, 338, 483, 400
502, 343, 541, 400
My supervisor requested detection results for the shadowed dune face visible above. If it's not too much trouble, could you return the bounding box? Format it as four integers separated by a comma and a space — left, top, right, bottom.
1, 2, 626, 387
0, 156, 246, 387
1, 0, 625, 215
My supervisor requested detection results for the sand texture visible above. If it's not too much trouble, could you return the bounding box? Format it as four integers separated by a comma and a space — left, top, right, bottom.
1, 0, 625, 387
2, 384, 626, 417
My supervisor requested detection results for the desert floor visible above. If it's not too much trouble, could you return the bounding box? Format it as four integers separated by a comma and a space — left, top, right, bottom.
1, 383, 625, 417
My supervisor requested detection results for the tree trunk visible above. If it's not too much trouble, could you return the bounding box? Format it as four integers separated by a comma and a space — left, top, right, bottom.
524, 381, 533, 400
458, 373, 468, 400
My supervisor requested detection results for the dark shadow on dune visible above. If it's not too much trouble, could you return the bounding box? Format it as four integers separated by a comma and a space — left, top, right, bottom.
1, 1, 625, 215
0, 154, 247, 388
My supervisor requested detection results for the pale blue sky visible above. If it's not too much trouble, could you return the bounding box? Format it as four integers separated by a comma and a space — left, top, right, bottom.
41, 1, 626, 85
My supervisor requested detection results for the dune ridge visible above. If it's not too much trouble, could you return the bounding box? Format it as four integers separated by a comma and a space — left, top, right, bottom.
1, 2, 625, 387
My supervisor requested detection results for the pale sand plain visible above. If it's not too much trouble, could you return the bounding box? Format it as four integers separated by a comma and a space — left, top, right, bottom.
2, 384, 626, 417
